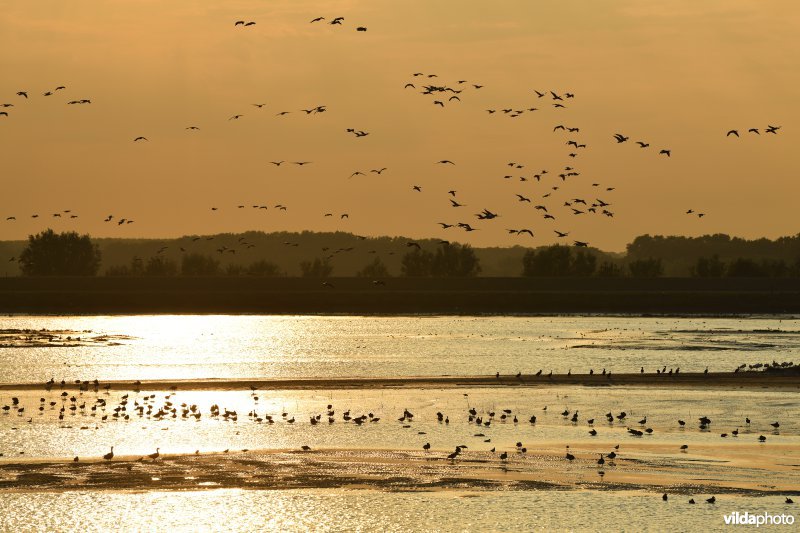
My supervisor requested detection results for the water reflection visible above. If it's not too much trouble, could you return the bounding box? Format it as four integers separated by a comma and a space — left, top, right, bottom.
0, 488, 793, 532
0, 315, 798, 383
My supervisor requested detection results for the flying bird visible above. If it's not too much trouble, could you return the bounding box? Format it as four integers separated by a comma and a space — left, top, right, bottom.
133, 136, 148, 142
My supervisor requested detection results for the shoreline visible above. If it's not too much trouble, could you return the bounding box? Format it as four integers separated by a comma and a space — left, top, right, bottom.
1, 445, 798, 495
2, 372, 798, 391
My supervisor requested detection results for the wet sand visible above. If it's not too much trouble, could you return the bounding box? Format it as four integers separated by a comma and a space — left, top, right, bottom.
2, 372, 798, 392
1, 442, 798, 495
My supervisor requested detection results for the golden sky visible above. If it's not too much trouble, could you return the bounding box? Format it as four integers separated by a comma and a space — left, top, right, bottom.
0, 0, 797, 251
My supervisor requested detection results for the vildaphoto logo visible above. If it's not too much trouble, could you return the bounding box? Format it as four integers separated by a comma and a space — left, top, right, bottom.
723, 512, 795, 527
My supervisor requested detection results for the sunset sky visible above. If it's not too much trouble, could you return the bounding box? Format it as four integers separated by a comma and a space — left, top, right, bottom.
0, 0, 797, 251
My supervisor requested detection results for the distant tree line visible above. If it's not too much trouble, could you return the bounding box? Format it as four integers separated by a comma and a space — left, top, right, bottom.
106, 253, 284, 277
400, 243, 481, 277
521, 245, 665, 278
12, 229, 800, 278
691, 255, 800, 278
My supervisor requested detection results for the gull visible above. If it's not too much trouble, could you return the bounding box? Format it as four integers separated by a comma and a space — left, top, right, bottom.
450, 199, 464, 207
330, 17, 344, 25
574, 241, 589, 247
765, 125, 781, 134
133, 136, 148, 142
516, 194, 531, 202
613, 133, 628, 143
185, 126, 200, 130
412, 185, 422, 192
270, 161, 285, 166
518, 229, 533, 237
310, 17, 325, 23
554, 231, 569, 238
17, 91, 27, 98
229, 114, 243, 120
350, 171, 365, 178
252, 103, 266, 108
748, 128, 759, 134
405, 83, 415, 89
636, 141, 649, 147
437, 160, 455, 165
726, 130, 739, 137
370, 168, 387, 174
659, 149, 671, 157
534, 90, 545, 98
292, 161, 312, 165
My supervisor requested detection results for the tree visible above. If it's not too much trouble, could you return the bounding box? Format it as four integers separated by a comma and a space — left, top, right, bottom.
401, 244, 481, 277
522, 245, 572, 276
300, 257, 333, 278
627, 258, 664, 278
181, 253, 220, 276
401, 249, 434, 277
357, 257, 390, 278
247, 260, 282, 277
596, 260, 623, 278
522, 245, 597, 277
144, 256, 177, 276
431, 243, 481, 277
571, 250, 597, 277
18, 229, 101, 276
726, 258, 765, 277
691, 255, 726, 278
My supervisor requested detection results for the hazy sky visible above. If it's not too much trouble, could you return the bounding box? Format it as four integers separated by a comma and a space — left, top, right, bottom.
1, 0, 798, 251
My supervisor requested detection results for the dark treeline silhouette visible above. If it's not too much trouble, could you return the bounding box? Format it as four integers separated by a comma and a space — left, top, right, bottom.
17, 229, 101, 276
522, 246, 663, 278
2, 230, 800, 278
628, 234, 800, 276
401, 243, 481, 277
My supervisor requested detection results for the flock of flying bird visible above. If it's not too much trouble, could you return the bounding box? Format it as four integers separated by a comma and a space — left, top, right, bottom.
0, 15, 786, 257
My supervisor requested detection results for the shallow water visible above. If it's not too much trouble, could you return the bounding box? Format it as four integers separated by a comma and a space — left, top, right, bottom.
1, 386, 796, 461
1, 488, 796, 532
2, 314, 798, 532
1, 315, 798, 383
